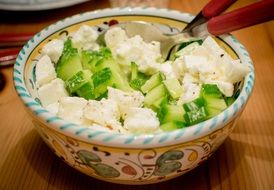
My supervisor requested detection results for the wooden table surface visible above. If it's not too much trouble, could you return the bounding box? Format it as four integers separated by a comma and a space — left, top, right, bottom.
0, 0, 273, 189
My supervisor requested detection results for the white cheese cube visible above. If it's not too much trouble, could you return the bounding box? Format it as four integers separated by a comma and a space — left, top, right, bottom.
160, 62, 178, 79
72, 25, 99, 51
177, 83, 201, 105
35, 55, 56, 87
57, 97, 89, 125
38, 78, 68, 107
105, 27, 161, 75
202, 36, 233, 61
45, 102, 59, 115
222, 60, 250, 84
184, 55, 212, 75
215, 81, 234, 97
124, 108, 160, 134
41, 39, 64, 63
107, 87, 144, 118
84, 99, 125, 133
105, 27, 128, 51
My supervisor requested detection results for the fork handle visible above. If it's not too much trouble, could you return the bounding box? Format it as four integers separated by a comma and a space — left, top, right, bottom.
207, 0, 274, 35
202, 0, 237, 18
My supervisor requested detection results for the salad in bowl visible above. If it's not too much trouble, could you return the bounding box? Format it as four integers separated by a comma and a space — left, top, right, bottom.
35, 24, 249, 135
14, 7, 254, 184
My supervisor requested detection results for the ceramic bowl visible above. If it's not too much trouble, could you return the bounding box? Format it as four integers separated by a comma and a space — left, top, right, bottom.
13, 7, 254, 185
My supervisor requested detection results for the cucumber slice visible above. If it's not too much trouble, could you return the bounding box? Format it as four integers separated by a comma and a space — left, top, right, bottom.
81, 47, 112, 72
131, 62, 138, 80
144, 84, 167, 107
163, 78, 183, 99
97, 59, 132, 92
202, 84, 223, 98
201, 84, 227, 117
151, 96, 168, 110
158, 104, 186, 124
183, 97, 205, 112
160, 121, 186, 132
76, 81, 95, 100
56, 38, 82, 81
56, 49, 82, 81
92, 67, 114, 98
184, 106, 208, 126
141, 72, 163, 93
65, 70, 92, 94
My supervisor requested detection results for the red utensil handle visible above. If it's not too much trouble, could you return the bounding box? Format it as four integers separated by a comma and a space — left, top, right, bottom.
0, 33, 33, 42
0, 47, 21, 61
207, 0, 274, 35
202, 0, 237, 19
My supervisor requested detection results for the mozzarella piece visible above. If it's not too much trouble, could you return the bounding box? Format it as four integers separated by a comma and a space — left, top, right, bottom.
83, 99, 126, 133
71, 25, 99, 51
37, 78, 68, 107
57, 97, 90, 125
35, 55, 56, 87
124, 107, 160, 134
41, 39, 64, 63
107, 87, 144, 118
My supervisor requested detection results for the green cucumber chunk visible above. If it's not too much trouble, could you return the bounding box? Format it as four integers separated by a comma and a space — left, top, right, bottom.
141, 72, 163, 93
76, 81, 95, 100
96, 59, 132, 92
56, 39, 83, 81
183, 97, 205, 112
129, 62, 148, 91
92, 67, 114, 98
144, 84, 167, 107
163, 78, 183, 99
160, 121, 186, 132
81, 47, 112, 72
184, 106, 208, 126
158, 104, 186, 124
65, 70, 92, 94
131, 62, 138, 80
201, 84, 227, 117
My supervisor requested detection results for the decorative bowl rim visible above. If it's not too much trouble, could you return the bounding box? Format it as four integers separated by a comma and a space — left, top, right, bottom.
13, 7, 255, 148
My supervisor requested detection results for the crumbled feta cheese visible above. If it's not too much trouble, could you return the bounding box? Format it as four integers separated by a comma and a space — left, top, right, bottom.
71, 25, 99, 51
107, 87, 144, 118
57, 97, 89, 125
202, 36, 233, 61
83, 99, 126, 133
35, 55, 56, 87
160, 61, 177, 79
184, 55, 213, 75
38, 78, 68, 106
172, 56, 186, 78
41, 39, 64, 63
124, 108, 160, 134
104, 27, 127, 50
178, 73, 201, 105
45, 102, 59, 115
221, 59, 250, 84
105, 27, 161, 75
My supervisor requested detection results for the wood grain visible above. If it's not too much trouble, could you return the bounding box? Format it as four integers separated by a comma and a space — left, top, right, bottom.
0, 0, 273, 189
